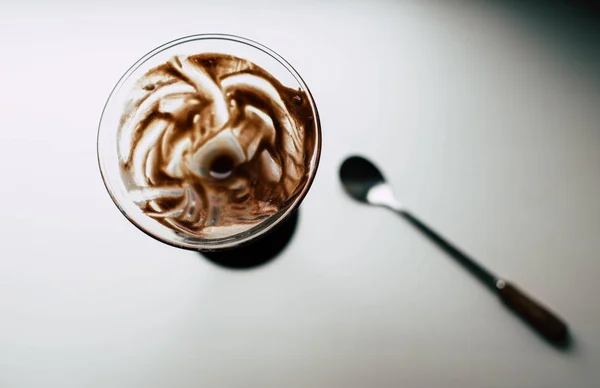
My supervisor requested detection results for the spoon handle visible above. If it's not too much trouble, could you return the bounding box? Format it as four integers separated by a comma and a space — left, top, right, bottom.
400, 210, 498, 290
399, 210, 568, 344
496, 280, 568, 343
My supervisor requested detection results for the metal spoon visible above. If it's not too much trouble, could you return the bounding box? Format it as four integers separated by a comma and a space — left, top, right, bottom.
339, 155, 569, 345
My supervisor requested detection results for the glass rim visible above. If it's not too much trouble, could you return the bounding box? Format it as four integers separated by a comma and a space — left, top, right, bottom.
97, 33, 321, 251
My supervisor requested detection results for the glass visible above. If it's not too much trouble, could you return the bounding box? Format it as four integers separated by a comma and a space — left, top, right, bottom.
97, 34, 321, 251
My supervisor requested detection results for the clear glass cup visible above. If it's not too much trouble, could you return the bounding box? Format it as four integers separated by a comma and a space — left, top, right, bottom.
97, 34, 321, 251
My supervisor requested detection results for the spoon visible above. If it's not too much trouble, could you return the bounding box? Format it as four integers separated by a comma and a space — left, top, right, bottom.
340, 155, 569, 345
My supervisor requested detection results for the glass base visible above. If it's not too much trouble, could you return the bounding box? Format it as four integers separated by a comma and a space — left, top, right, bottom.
200, 209, 299, 269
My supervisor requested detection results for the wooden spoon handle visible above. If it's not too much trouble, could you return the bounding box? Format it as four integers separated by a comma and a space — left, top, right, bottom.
496, 280, 568, 344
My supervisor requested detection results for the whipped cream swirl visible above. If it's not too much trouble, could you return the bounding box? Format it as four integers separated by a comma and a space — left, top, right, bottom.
118, 54, 314, 237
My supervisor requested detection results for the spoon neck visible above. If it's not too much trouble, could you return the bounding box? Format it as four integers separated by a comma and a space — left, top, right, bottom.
367, 184, 405, 212
387, 200, 405, 213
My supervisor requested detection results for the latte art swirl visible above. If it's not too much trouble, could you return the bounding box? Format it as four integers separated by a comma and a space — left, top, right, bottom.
118, 53, 315, 237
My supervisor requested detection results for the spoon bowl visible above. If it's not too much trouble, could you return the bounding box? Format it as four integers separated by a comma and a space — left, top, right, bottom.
340, 156, 402, 211
339, 156, 386, 202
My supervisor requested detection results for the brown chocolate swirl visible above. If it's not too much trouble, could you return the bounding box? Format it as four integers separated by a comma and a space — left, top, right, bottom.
118, 54, 315, 237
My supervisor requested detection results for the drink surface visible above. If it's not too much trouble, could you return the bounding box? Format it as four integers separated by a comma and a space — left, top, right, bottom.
117, 53, 316, 238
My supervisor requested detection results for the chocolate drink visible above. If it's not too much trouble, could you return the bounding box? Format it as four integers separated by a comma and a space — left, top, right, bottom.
117, 53, 316, 238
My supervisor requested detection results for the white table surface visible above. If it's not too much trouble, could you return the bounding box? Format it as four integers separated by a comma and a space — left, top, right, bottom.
1, 1, 600, 387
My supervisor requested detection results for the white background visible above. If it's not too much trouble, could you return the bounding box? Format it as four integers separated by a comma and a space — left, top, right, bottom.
1, 1, 600, 387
